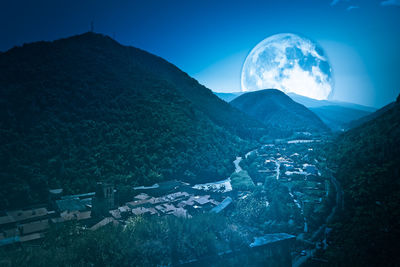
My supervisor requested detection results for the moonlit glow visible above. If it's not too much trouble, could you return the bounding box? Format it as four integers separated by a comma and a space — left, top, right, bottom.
241, 33, 334, 100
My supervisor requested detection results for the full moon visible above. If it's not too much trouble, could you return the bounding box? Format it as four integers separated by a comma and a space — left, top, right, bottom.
241, 33, 333, 100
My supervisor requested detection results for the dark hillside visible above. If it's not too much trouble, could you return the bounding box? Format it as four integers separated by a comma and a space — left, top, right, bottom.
231, 89, 329, 137
347, 101, 396, 129
310, 105, 370, 131
0, 33, 265, 209
324, 96, 400, 266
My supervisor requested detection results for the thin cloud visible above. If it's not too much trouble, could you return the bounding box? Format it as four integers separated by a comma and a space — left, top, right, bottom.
347, 5, 359, 11
330, 0, 350, 6
381, 0, 400, 6
330, 0, 340, 5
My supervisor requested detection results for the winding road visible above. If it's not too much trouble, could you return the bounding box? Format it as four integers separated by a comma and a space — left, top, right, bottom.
233, 156, 243, 173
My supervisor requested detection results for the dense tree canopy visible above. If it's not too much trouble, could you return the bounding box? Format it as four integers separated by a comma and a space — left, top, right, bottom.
0, 214, 243, 266
323, 99, 400, 266
0, 33, 266, 209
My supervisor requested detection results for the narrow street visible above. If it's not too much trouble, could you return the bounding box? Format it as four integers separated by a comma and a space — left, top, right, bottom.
275, 160, 281, 180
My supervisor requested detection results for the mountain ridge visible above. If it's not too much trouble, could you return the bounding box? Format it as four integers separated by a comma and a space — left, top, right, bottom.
214, 92, 244, 102
230, 89, 330, 137
0, 32, 265, 209
347, 100, 396, 129
287, 92, 375, 131
214, 90, 375, 131
287, 92, 376, 112
324, 96, 400, 265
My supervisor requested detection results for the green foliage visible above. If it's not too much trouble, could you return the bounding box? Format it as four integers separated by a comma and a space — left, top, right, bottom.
232, 184, 299, 231
0, 214, 242, 266
230, 170, 255, 191
323, 102, 400, 266
233, 191, 269, 227
231, 89, 330, 137
0, 33, 264, 209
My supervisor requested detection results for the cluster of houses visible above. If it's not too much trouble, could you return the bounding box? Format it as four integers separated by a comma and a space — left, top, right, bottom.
108, 188, 229, 220
0, 183, 103, 246
0, 207, 50, 245
0, 177, 297, 265
256, 143, 323, 182
0, 181, 233, 247
252, 143, 329, 221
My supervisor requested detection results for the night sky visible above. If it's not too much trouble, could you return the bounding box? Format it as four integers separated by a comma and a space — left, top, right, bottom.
1, 0, 399, 107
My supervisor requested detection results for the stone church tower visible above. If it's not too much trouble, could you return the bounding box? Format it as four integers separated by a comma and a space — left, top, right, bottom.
91, 182, 115, 218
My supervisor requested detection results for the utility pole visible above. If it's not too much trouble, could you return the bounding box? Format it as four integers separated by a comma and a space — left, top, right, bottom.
90, 21, 94, 32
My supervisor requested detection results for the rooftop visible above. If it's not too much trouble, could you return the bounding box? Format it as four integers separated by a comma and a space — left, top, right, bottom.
49, 188, 63, 194
0, 207, 48, 225
60, 192, 95, 200
90, 217, 118, 231
60, 210, 91, 221
56, 198, 88, 212
134, 193, 150, 200
249, 233, 296, 248
211, 197, 232, 213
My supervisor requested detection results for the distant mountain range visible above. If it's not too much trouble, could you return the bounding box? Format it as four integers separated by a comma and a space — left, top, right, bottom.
214, 92, 244, 102
0, 32, 266, 209
214, 91, 376, 131
324, 95, 400, 265
346, 100, 396, 129
230, 89, 330, 137
309, 105, 371, 131
286, 92, 375, 112
287, 93, 376, 131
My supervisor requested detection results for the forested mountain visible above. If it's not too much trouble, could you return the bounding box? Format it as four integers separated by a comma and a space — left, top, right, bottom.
347, 100, 396, 129
0, 32, 266, 209
310, 105, 370, 131
287, 92, 374, 131
214, 92, 243, 102
287, 92, 375, 112
324, 95, 400, 266
215, 91, 374, 131
230, 89, 329, 137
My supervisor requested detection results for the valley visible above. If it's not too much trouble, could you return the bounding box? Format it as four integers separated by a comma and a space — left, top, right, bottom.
0, 31, 399, 266
0, 133, 341, 266
124, 133, 337, 245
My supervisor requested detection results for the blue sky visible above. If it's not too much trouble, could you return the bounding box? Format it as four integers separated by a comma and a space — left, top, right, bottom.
1, 0, 399, 107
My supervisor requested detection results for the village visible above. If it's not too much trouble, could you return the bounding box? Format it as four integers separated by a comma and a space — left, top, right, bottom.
241, 138, 333, 236
0, 136, 335, 266
0, 179, 235, 246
